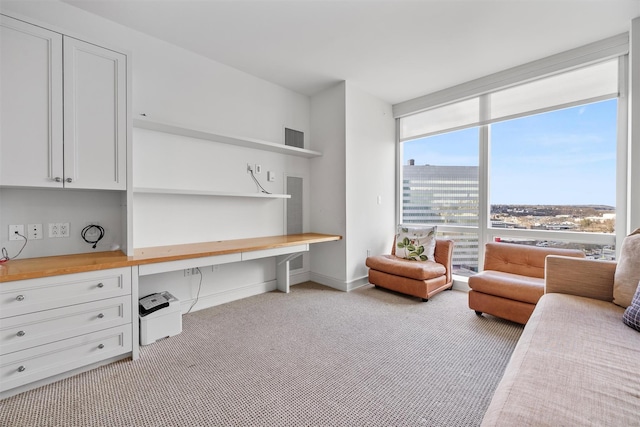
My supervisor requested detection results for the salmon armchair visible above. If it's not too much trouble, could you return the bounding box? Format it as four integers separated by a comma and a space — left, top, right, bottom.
468, 242, 585, 324
366, 238, 454, 301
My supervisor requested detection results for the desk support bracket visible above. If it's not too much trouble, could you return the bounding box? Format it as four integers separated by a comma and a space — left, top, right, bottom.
276, 252, 304, 293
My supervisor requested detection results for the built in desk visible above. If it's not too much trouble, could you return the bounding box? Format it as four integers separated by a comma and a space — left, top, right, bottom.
130, 233, 342, 292
0, 233, 342, 292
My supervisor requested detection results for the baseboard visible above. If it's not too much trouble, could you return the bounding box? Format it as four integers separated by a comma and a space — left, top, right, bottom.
182, 280, 278, 313
346, 276, 369, 291
308, 273, 369, 292
290, 270, 311, 285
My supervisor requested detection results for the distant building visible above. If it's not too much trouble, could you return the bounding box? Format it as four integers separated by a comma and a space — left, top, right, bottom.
402, 161, 479, 273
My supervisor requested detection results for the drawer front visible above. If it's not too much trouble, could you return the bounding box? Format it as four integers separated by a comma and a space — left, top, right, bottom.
0, 324, 132, 392
1, 295, 132, 355
1, 267, 131, 318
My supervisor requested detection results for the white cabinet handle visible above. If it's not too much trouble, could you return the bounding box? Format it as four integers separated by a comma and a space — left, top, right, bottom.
96, 283, 104, 288
17, 366, 26, 372
65, 177, 72, 183
16, 330, 25, 337
54, 177, 62, 182
98, 344, 105, 349
97, 313, 104, 319
15, 295, 24, 301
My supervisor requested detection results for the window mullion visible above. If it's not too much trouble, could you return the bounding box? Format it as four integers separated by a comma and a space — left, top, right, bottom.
477, 95, 491, 271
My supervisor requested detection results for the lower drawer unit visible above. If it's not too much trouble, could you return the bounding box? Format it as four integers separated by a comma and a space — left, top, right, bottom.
0, 267, 132, 318
0, 325, 132, 392
1, 296, 132, 355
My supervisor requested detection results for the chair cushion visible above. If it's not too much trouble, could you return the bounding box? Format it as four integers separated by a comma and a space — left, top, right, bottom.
614, 228, 640, 308
468, 270, 544, 305
395, 225, 437, 262
366, 255, 446, 281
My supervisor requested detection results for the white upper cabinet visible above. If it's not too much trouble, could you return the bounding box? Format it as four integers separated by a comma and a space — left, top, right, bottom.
63, 37, 127, 190
0, 15, 64, 188
0, 15, 127, 190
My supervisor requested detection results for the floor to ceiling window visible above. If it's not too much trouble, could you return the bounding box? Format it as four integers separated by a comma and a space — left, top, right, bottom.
398, 57, 623, 278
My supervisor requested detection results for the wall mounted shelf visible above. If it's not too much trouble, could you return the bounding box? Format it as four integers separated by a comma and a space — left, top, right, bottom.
133, 187, 291, 199
133, 117, 322, 158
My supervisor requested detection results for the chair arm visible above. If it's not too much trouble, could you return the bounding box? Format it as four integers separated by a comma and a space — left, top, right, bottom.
434, 239, 454, 285
545, 255, 616, 302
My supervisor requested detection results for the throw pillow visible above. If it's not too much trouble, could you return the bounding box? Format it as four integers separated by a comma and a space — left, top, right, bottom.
613, 228, 640, 308
395, 225, 437, 262
622, 281, 640, 332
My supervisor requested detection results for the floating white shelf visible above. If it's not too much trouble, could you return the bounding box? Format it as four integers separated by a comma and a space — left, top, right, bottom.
134, 187, 291, 199
133, 117, 322, 158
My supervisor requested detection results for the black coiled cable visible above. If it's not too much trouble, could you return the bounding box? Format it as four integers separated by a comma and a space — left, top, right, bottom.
81, 224, 105, 249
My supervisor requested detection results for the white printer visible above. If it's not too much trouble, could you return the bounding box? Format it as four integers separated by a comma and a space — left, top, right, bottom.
139, 291, 182, 345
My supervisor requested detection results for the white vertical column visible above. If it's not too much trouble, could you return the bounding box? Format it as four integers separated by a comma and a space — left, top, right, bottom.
628, 17, 640, 234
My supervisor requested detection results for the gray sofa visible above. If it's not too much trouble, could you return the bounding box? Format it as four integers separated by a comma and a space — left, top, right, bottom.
481, 255, 640, 426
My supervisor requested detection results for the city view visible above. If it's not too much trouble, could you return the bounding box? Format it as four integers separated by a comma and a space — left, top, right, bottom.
401, 99, 618, 275
402, 162, 617, 275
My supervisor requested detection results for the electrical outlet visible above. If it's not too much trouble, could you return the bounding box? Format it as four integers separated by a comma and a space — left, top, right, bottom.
267, 171, 275, 182
247, 163, 253, 173
184, 268, 198, 276
9, 224, 24, 241
49, 223, 70, 238
28, 223, 43, 240
255, 164, 262, 174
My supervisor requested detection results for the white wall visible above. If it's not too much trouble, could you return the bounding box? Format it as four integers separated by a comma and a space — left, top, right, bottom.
309, 82, 395, 290
345, 84, 396, 285
0, 188, 125, 258
309, 83, 347, 288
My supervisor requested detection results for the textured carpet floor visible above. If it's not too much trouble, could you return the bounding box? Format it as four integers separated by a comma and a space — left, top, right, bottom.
1, 282, 523, 427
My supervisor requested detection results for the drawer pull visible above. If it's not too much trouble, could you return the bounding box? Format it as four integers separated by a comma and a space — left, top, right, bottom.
97, 313, 105, 319
17, 366, 26, 372
16, 330, 26, 337
15, 295, 25, 301
97, 283, 104, 288
98, 344, 105, 349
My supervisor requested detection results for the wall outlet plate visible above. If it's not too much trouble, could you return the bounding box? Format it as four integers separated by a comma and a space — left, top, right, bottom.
9, 224, 24, 241
28, 223, 43, 240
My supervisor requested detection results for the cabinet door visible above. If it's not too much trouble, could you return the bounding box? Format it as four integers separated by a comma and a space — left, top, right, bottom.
63, 37, 127, 190
0, 15, 64, 187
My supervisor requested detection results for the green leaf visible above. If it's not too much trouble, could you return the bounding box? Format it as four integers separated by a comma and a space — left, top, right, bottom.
420, 255, 428, 261
407, 244, 415, 251
416, 245, 424, 255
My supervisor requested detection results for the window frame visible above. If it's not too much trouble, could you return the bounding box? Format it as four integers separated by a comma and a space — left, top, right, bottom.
396, 54, 628, 280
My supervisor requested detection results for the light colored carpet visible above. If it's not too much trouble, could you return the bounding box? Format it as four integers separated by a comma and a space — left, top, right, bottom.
1, 282, 523, 427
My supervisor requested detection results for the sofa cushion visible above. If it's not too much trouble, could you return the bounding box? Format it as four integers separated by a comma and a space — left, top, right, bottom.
365, 255, 445, 281
469, 270, 544, 304
482, 294, 640, 426
622, 281, 640, 332
394, 225, 437, 262
614, 228, 640, 308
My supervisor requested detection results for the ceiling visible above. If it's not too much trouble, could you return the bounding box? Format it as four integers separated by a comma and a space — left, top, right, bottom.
63, 0, 640, 105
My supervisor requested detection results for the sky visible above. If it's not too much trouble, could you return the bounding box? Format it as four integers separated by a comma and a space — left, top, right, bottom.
402, 98, 618, 207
